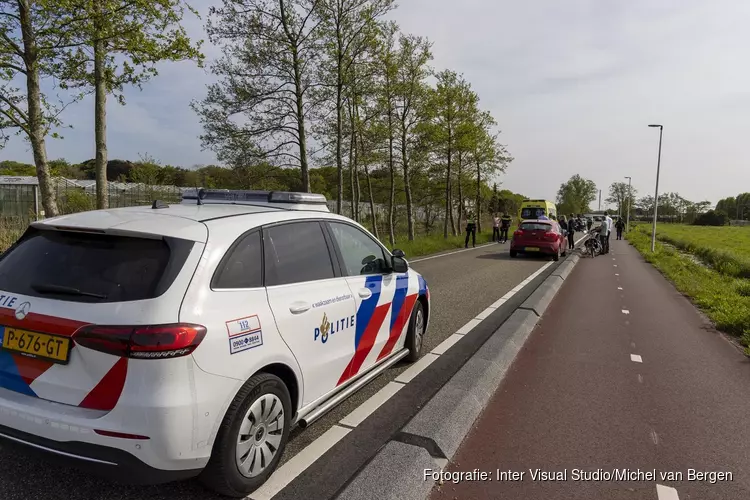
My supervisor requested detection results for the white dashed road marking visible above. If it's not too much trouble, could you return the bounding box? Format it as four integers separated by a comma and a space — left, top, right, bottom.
618, 287, 623, 290
409, 242, 495, 263
651, 429, 660, 445
614, 264, 618, 267
622, 309, 630, 315
615, 273, 620, 276
638, 374, 644, 383
631, 354, 643, 363
656, 484, 680, 500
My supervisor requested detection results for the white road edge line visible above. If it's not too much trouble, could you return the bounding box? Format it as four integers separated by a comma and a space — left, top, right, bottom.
409, 242, 496, 263
248, 425, 351, 500
394, 353, 440, 384
431, 333, 464, 354
631, 354, 643, 363
656, 483, 680, 500
265, 258, 561, 497
339, 382, 404, 428
475, 306, 497, 321
457, 318, 482, 334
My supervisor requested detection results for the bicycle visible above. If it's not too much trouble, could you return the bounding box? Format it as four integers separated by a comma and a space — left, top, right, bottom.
584, 232, 602, 258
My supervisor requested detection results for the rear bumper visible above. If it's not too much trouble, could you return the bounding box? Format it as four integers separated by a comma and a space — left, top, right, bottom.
0, 423, 202, 485
510, 241, 557, 254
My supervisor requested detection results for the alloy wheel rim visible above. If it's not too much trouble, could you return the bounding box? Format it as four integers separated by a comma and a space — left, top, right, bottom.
236, 394, 285, 478
414, 307, 425, 352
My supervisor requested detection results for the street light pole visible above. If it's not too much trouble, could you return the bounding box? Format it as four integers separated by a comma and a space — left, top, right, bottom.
624, 176, 632, 234
648, 124, 663, 252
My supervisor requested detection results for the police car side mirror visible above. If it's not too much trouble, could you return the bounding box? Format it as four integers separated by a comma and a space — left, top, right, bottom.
391, 255, 408, 273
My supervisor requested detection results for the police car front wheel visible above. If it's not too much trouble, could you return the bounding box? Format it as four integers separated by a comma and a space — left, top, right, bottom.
200, 373, 292, 497
406, 301, 426, 363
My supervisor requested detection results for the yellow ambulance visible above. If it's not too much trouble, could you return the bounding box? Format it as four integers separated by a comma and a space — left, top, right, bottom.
519, 199, 558, 221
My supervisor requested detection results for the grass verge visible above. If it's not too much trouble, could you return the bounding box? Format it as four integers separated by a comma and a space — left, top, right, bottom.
394, 230, 494, 258
0, 219, 24, 253
626, 225, 750, 353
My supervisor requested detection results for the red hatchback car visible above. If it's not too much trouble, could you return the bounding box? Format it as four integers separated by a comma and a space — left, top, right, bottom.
509, 219, 567, 261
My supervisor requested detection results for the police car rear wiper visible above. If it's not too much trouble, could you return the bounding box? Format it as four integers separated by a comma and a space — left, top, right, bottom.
31, 283, 108, 299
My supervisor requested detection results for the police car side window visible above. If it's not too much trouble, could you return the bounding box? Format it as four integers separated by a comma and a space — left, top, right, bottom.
212, 230, 263, 289
263, 222, 335, 286
328, 222, 388, 276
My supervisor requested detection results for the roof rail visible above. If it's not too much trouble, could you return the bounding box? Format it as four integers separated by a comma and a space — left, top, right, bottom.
181, 188, 330, 212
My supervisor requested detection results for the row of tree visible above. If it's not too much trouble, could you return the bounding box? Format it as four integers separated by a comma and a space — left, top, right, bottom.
716, 193, 750, 221
193, 0, 512, 243
554, 174, 714, 225
1, 0, 513, 245
0, 157, 527, 238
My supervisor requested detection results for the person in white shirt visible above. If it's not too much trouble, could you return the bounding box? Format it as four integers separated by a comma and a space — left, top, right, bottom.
604, 211, 613, 253
597, 213, 609, 254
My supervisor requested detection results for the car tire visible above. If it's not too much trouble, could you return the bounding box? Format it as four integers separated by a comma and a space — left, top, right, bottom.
510, 250, 517, 258
405, 300, 426, 363
199, 373, 292, 498
553, 246, 560, 261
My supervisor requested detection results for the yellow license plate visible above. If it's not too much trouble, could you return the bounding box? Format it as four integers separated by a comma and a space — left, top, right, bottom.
525, 247, 540, 252
1, 327, 71, 364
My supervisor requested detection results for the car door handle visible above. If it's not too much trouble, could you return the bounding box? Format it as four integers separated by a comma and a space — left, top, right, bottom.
289, 301, 311, 314
358, 288, 372, 299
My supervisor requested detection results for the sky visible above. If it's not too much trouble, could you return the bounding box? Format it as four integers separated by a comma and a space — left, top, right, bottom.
3, 0, 750, 207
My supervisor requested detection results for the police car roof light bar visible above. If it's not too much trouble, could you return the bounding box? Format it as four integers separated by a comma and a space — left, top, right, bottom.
182, 188, 328, 206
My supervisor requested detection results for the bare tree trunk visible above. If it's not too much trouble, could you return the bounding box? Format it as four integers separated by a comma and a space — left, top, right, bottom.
457, 151, 463, 232
401, 127, 414, 241
364, 163, 378, 239
93, 15, 108, 210
19, 1, 58, 217
443, 138, 452, 238
294, 62, 310, 192
476, 159, 482, 233
346, 99, 356, 219
387, 104, 395, 247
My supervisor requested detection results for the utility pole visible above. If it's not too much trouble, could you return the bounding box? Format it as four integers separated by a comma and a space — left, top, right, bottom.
648, 124, 664, 252
598, 190, 602, 211
625, 176, 632, 233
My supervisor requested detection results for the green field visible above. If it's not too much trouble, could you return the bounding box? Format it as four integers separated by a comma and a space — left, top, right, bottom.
652, 224, 750, 278
627, 224, 750, 353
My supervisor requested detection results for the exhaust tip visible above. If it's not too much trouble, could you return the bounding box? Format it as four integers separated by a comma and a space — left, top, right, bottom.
297, 419, 309, 429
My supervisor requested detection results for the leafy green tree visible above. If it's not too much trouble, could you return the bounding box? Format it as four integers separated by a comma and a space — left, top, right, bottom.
194, 0, 320, 193
0, 0, 88, 216
315, 0, 394, 214
606, 181, 638, 219
56, 0, 203, 209
393, 32, 431, 240
556, 174, 597, 215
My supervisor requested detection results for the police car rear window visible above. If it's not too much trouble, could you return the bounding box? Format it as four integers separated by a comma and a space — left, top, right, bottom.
0, 228, 189, 303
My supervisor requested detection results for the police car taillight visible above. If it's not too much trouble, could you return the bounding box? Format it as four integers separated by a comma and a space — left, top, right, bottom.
73, 323, 207, 359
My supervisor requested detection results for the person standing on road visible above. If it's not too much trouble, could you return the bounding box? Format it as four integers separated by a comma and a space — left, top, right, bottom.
500, 212, 512, 243
615, 217, 625, 240
604, 212, 613, 253
587, 216, 593, 232
492, 213, 501, 242
567, 213, 576, 251
465, 212, 477, 248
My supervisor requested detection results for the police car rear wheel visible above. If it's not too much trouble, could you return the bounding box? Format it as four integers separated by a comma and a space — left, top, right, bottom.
200, 373, 292, 497
406, 301, 425, 363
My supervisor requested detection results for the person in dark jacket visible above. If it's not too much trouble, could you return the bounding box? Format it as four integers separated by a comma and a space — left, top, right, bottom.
615, 217, 626, 240
567, 213, 576, 250
500, 212, 512, 243
465, 212, 476, 248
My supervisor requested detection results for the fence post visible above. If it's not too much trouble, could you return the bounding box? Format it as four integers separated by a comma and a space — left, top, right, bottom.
33, 184, 40, 220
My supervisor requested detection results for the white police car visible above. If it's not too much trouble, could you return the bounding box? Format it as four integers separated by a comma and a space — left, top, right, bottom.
0, 189, 430, 497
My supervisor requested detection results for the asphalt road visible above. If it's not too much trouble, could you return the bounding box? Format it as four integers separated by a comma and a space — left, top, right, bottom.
432, 238, 750, 500
0, 240, 548, 500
